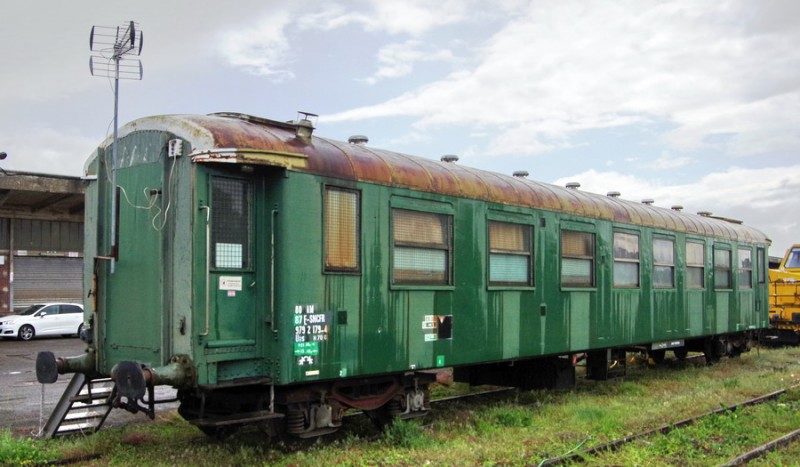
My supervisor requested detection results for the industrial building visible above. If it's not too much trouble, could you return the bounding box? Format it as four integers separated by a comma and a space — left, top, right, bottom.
0, 170, 85, 312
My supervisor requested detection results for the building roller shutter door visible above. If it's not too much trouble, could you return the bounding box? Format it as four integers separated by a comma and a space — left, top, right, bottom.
13, 256, 83, 309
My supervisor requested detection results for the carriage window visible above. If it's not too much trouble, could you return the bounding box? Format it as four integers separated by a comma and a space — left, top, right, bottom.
613, 232, 639, 288
489, 221, 532, 286
757, 247, 766, 284
653, 238, 675, 288
392, 209, 452, 285
324, 187, 360, 273
738, 248, 752, 289
714, 247, 732, 289
561, 230, 594, 287
686, 242, 705, 289
211, 177, 251, 269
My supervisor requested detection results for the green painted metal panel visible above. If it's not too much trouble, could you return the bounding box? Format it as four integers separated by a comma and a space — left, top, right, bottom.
325, 274, 361, 379
104, 162, 164, 370
611, 291, 641, 344
568, 292, 591, 350
737, 291, 754, 329
652, 290, 679, 340
539, 212, 569, 356
716, 292, 730, 333
686, 292, 704, 335
500, 293, 521, 359
407, 291, 435, 369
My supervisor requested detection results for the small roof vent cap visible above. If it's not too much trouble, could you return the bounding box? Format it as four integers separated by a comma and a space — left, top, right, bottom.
607, 191, 621, 198
565, 182, 581, 189
671, 205, 684, 211
441, 154, 459, 163
348, 135, 368, 145
697, 211, 712, 217
641, 198, 655, 205
513, 170, 529, 178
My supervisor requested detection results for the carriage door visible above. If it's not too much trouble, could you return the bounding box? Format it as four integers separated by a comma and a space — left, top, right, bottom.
206, 176, 259, 350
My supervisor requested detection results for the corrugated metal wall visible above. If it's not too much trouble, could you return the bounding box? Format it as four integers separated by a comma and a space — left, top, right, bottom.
12, 256, 83, 308
13, 219, 82, 252
0, 218, 84, 310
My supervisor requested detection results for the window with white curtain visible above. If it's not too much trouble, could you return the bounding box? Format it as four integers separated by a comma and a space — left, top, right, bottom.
489, 221, 532, 286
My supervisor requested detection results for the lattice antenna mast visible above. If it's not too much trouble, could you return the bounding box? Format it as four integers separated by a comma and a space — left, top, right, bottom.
89, 21, 143, 273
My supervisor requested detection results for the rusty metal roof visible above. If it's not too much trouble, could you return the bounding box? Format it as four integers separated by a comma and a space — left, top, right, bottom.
115, 113, 770, 245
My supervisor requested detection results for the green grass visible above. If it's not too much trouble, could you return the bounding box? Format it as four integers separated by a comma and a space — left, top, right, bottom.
0, 428, 57, 465
7, 346, 800, 466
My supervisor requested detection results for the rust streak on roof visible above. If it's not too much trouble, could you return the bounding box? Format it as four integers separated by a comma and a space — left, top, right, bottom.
129, 113, 768, 245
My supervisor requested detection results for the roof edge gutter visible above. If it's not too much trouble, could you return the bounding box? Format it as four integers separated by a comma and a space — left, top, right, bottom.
190, 148, 308, 170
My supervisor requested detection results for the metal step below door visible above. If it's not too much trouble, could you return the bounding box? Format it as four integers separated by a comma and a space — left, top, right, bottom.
42, 374, 115, 438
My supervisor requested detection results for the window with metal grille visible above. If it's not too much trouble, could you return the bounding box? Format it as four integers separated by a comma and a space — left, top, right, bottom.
686, 241, 705, 289
211, 177, 251, 269
738, 248, 752, 289
324, 187, 360, 272
613, 232, 639, 288
714, 247, 732, 289
653, 237, 675, 288
561, 230, 594, 287
489, 221, 532, 286
392, 209, 451, 285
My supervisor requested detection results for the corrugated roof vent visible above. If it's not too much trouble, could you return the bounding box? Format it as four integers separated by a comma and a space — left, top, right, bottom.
697, 211, 712, 217
641, 199, 655, 205
348, 135, 368, 145
607, 191, 621, 198
513, 170, 529, 178
566, 182, 581, 189
441, 154, 459, 163
671, 205, 684, 211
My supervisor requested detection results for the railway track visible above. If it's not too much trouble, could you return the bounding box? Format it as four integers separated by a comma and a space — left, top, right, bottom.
719, 427, 800, 465
538, 384, 800, 465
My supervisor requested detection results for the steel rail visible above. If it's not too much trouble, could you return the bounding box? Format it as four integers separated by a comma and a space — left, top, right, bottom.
720, 428, 800, 466
538, 384, 800, 466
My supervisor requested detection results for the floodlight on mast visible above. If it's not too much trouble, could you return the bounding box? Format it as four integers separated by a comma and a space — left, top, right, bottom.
89, 21, 143, 273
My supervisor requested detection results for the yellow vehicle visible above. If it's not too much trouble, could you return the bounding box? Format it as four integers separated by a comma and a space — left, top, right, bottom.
765, 244, 800, 344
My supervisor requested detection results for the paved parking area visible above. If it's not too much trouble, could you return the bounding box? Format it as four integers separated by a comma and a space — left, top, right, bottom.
0, 337, 176, 437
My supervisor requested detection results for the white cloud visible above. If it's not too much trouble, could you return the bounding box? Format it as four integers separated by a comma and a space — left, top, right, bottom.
215, 0, 488, 82
297, 0, 481, 36
643, 155, 691, 170
360, 40, 455, 84
326, 0, 800, 160
553, 165, 800, 255
216, 10, 295, 80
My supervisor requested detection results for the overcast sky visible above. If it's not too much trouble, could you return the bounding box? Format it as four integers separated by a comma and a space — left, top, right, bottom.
1, 0, 797, 256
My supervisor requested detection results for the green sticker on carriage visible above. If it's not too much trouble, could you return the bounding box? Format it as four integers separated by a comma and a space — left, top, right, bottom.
294, 341, 319, 356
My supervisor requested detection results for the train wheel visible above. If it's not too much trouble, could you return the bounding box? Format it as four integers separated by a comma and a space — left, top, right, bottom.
703, 337, 723, 364
364, 398, 403, 430
648, 349, 666, 365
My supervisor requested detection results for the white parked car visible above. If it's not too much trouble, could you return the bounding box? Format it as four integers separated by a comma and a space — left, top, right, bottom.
0, 303, 84, 341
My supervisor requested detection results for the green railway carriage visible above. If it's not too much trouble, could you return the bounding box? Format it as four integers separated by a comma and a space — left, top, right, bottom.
37, 112, 770, 438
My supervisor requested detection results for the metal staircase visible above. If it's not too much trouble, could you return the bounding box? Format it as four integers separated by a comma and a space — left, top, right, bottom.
41, 373, 115, 438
